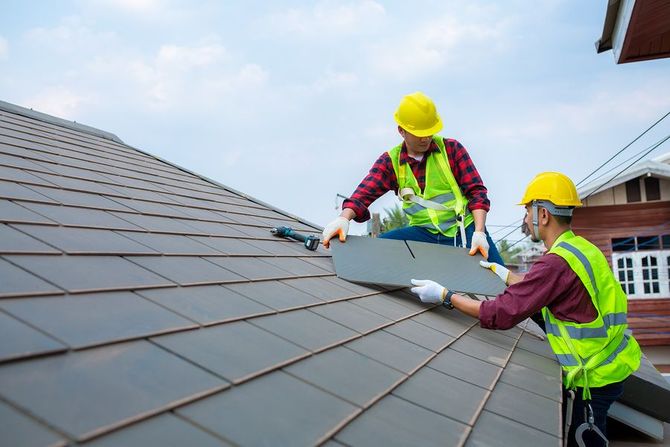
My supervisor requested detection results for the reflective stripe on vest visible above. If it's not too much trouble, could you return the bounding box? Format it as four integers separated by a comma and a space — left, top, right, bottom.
542, 231, 641, 398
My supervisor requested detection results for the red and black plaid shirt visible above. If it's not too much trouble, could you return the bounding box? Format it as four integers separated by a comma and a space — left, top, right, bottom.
343, 138, 490, 222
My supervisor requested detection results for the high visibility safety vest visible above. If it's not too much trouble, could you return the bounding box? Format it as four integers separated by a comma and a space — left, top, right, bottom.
388, 136, 474, 237
543, 230, 641, 400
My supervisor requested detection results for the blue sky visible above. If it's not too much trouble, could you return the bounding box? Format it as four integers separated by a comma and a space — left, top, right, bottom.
1, 0, 669, 241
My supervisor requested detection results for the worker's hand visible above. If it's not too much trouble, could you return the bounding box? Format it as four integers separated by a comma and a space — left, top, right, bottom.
468, 231, 489, 258
479, 260, 510, 285
410, 279, 446, 304
322, 216, 350, 248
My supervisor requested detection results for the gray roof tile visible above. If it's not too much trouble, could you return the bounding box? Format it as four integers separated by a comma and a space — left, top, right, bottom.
428, 347, 502, 390
345, 330, 433, 374
260, 256, 330, 275
116, 231, 220, 255
250, 309, 359, 351
384, 318, 455, 351
136, 285, 273, 324
85, 413, 230, 447
18, 202, 144, 230
151, 321, 307, 383
107, 212, 204, 234
0, 179, 58, 202
280, 276, 356, 301
285, 346, 405, 407
393, 366, 488, 426
449, 334, 511, 367
0, 164, 59, 186
177, 371, 357, 446
4, 254, 175, 293
499, 361, 563, 402
309, 300, 392, 333
466, 410, 560, 447
0, 223, 61, 253
0, 340, 226, 441
0, 257, 64, 297
336, 394, 469, 447
0, 400, 66, 447
0, 198, 57, 223
205, 256, 295, 280
0, 291, 196, 349
26, 184, 134, 210
12, 225, 157, 254
188, 235, 271, 255
224, 280, 324, 310
484, 381, 562, 437
126, 256, 245, 286
0, 311, 67, 361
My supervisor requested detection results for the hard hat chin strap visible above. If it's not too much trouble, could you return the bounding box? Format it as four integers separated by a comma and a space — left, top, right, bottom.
531, 202, 541, 242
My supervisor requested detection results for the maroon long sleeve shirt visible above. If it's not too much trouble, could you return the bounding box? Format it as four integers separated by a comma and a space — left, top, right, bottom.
343, 138, 490, 222
479, 253, 598, 330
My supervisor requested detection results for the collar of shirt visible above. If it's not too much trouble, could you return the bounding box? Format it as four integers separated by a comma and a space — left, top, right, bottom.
399, 140, 440, 165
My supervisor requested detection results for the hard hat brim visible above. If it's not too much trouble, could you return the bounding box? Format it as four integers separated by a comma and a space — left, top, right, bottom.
394, 114, 443, 137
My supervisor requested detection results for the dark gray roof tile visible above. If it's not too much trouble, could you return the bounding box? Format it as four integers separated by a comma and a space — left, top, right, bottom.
116, 231, 219, 255
125, 256, 245, 286
285, 346, 405, 407
86, 413, 230, 447
0, 291, 196, 349
13, 225, 157, 254
188, 235, 271, 255
243, 239, 313, 256
260, 256, 330, 276
516, 332, 557, 360
345, 330, 433, 374
499, 361, 562, 402
0, 400, 66, 447
136, 285, 273, 324
411, 306, 477, 337
4, 254, 175, 293
280, 277, 356, 301
29, 171, 127, 195
172, 220, 240, 237
449, 334, 511, 367
177, 371, 357, 446
0, 223, 61, 253
428, 347, 502, 390
484, 381, 562, 437
151, 321, 307, 383
384, 318, 455, 351
335, 394, 468, 447
205, 256, 294, 281
351, 294, 422, 320
393, 366, 488, 426
224, 280, 323, 310
0, 340, 226, 441
309, 300, 392, 333
466, 325, 519, 350
0, 164, 59, 186
0, 311, 67, 362
0, 198, 57, 224
466, 410, 560, 447
509, 344, 561, 377
18, 202, 144, 230
107, 212, 203, 234
21, 184, 134, 211
0, 257, 64, 297
0, 152, 55, 172
250, 309, 358, 351
104, 196, 194, 217
0, 179, 58, 202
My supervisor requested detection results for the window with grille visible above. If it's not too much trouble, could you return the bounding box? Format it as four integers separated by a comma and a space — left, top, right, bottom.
612, 251, 670, 299
616, 256, 635, 294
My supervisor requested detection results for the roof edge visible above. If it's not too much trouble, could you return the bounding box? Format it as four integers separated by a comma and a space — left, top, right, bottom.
578, 160, 670, 197
0, 99, 125, 145
596, 0, 622, 53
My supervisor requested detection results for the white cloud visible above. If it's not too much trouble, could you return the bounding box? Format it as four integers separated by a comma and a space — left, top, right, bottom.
0, 36, 8, 60
23, 87, 91, 119
366, 6, 512, 80
264, 0, 385, 37
88, 0, 165, 14
25, 16, 117, 55
156, 42, 227, 70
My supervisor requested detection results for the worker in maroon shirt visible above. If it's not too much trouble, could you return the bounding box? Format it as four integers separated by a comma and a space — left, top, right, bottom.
322, 91, 504, 265
410, 172, 641, 447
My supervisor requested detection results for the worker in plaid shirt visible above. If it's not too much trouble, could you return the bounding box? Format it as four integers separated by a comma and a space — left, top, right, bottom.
322, 92, 503, 265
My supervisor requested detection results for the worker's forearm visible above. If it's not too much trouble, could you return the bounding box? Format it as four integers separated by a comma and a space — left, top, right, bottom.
451, 293, 482, 319
340, 208, 356, 221
471, 209, 486, 232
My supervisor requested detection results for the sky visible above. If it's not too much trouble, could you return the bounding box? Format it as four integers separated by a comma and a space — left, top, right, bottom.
1, 0, 669, 242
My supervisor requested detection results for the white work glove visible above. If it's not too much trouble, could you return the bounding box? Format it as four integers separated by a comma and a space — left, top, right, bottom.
322, 216, 350, 248
480, 260, 510, 285
469, 231, 489, 258
410, 279, 446, 304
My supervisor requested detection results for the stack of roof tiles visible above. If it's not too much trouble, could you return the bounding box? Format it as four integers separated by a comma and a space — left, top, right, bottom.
0, 101, 574, 446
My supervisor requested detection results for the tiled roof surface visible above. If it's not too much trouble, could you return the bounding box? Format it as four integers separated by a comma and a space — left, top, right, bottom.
0, 103, 565, 446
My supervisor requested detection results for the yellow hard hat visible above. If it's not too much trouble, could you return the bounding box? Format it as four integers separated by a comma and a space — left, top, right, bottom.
394, 92, 443, 137
518, 172, 583, 207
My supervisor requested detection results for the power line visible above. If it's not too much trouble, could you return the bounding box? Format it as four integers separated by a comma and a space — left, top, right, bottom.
575, 110, 670, 187
583, 133, 670, 200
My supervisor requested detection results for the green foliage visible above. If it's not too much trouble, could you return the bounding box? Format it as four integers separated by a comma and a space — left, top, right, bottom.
381, 205, 409, 231
497, 239, 522, 264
